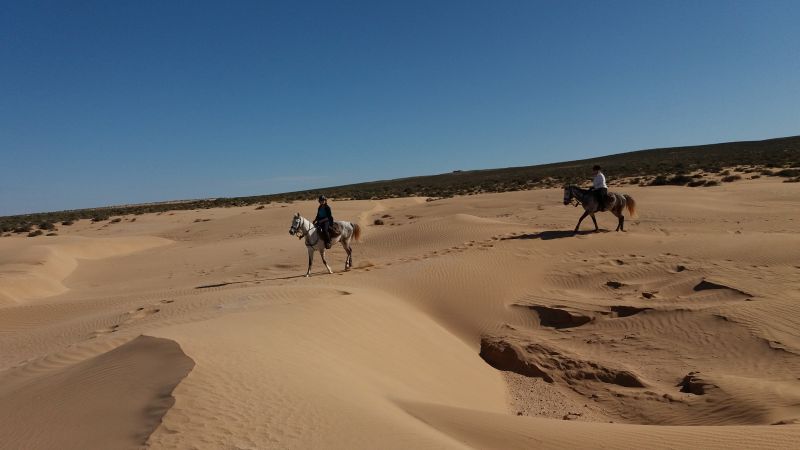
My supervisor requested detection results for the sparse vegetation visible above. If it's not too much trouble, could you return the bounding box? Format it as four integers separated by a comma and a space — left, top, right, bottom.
721, 175, 742, 183
27, 230, 43, 237
110, 218, 122, 223
687, 179, 706, 187
61, 220, 74, 226
2, 135, 799, 230
704, 180, 720, 187
774, 168, 799, 178
373, 219, 385, 225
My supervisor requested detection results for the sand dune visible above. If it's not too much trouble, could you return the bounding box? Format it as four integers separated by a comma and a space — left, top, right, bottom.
1, 177, 799, 448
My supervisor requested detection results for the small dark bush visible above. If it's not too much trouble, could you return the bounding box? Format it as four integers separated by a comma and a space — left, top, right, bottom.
46, 232, 58, 236
373, 219, 385, 225
721, 175, 742, 183
691, 173, 704, 178
648, 175, 668, 186
14, 224, 32, 233
130, 217, 137, 222
39, 221, 56, 231
61, 220, 74, 226
687, 179, 706, 187
761, 169, 775, 176
381, 214, 392, 218
720, 170, 731, 176
775, 169, 799, 178
110, 218, 122, 223
28, 230, 43, 237
784, 177, 800, 183
750, 175, 761, 179
704, 180, 720, 187
628, 177, 640, 184
255, 205, 265, 210
668, 174, 693, 185
91, 215, 108, 222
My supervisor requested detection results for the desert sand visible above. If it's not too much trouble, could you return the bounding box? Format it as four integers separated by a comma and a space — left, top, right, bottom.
1, 177, 799, 449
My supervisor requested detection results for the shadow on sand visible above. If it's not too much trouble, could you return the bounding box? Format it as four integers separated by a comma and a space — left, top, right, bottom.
195, 274, 311, 289
502, 229, 610, 241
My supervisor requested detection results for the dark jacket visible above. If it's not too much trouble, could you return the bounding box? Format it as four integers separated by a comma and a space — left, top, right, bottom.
315, 204, 333, 225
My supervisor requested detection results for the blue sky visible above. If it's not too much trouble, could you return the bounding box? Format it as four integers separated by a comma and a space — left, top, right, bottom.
2, 0, 799, 215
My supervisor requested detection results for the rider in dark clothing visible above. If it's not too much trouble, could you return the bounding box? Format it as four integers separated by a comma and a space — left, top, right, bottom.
313, 195, 334, 249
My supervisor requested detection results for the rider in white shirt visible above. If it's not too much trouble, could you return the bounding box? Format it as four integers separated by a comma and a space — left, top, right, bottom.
592, 165, 608, 210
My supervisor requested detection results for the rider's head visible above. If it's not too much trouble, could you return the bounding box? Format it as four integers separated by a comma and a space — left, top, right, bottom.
318, 195, 327, 204
592, 165, 601, 174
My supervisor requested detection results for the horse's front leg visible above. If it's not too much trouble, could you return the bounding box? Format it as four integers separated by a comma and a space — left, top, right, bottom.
617, 214, 625, 232
574, 211, 590, 234
305, 246, 314, 277
591, 213, 599, 232
320, 249, 333, 274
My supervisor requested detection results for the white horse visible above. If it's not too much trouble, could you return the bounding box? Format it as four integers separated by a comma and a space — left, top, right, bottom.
289, 213, 361, 277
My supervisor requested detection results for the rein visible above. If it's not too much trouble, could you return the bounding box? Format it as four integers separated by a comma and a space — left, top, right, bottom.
294, 219, 321, 247
568, 187, 584, 207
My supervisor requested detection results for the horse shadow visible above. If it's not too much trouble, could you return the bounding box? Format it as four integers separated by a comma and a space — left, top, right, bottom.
502, 229, 610, 241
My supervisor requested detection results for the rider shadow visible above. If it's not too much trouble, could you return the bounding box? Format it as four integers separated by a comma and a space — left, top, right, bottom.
502, 229, 609, 241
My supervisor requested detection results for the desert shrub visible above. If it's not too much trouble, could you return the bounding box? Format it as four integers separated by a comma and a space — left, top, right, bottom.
750, 175, 761, 179
668, 174, 693, 185
628, 178, 640, 184
14, 224, 32, 233
61, 220, 74, 226
760, 169, 775, 176
255, 205, 265, 210
91, 215, 108, 222
775, 168, 799, 177
649, 174, 692, 186
687, 179, 706, 187
373, 219, 385, 225
110, 218, 122, 223
38, 221, 56, 230
28, 230, 43, 237
784, 177, 800, 183
703, 180, 720, 187
46, 232, 58, 236
721, 175, 742, 183
720, 169, 731, 176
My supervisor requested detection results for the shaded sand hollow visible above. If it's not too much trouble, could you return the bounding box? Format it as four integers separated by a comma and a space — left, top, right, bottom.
1, 177, 799, 448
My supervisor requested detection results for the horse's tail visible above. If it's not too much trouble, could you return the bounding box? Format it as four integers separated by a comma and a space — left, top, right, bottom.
624, 194, 637, 217
353, 223, 362, 241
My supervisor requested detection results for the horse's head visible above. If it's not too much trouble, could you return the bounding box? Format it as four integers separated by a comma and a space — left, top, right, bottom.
289, 213, 303, 236
563, 185, 573, 205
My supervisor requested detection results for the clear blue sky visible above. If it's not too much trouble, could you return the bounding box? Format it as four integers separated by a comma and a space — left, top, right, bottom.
2, 0, 799, 215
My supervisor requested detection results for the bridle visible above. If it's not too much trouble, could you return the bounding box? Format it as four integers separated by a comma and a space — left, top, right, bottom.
290, 217, 321, 247
564, 186, 583, 207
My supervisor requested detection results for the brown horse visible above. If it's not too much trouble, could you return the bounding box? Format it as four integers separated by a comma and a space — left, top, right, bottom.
563, 185, 637, 233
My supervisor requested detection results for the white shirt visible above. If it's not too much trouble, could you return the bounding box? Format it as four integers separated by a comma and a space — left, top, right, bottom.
593, 172, 607, 189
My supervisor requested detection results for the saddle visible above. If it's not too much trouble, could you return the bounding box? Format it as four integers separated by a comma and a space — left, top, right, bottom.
321, 221, 342, 239
600, 193, 615, 211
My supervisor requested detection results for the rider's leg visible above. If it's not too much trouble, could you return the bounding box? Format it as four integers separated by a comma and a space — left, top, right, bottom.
598, 188, 607, 210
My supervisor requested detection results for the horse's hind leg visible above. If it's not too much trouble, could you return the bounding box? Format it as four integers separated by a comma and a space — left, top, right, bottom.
320, 249, 333, 274
590, 214, 599, 232
618, 213, 625, 232
341, 239, 352, 271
